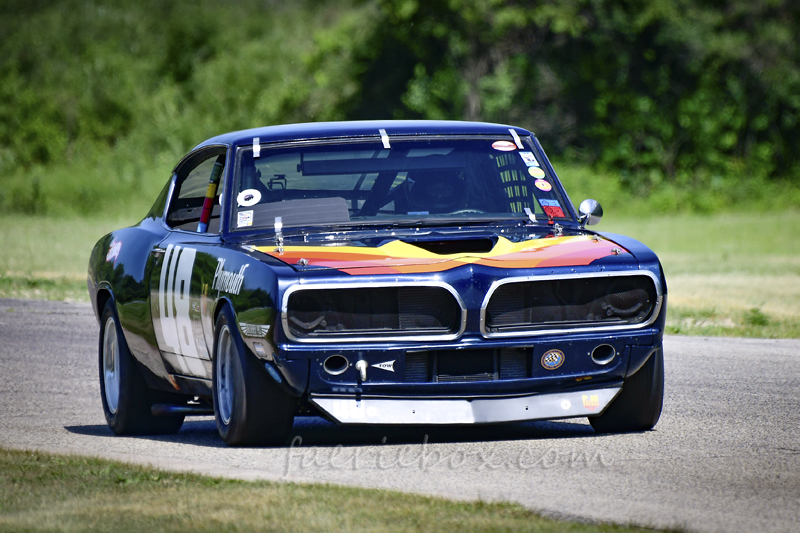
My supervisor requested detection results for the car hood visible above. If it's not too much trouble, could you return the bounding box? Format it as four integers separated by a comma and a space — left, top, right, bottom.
252, 233, 633, 275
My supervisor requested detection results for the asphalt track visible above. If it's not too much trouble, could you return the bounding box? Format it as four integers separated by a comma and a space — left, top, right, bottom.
1, 298, 798, 532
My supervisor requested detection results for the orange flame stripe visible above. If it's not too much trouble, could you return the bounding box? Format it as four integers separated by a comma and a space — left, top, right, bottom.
256, 235, 626, 275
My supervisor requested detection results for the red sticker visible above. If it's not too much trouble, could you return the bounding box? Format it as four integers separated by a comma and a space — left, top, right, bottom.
492, 140, 517, 151
534, 179, 552, 191
543, 205, 565, 218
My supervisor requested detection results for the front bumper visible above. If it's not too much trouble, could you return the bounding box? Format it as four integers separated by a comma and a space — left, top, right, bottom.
310, 386, 621, 425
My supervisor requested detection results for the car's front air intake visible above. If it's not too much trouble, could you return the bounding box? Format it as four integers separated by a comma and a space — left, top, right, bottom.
284, 284, 464, 342
483, 273, 659, 335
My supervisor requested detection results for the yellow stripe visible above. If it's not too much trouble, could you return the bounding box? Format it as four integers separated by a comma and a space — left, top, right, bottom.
255, 235, 593, 260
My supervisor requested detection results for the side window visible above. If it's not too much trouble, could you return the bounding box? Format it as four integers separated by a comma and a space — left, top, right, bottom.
166, 149, 226, 232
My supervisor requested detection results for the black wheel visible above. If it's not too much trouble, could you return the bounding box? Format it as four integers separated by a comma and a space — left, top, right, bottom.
99, 299, 184, 435
212, 304, 294, 446
589, 345, 664, 433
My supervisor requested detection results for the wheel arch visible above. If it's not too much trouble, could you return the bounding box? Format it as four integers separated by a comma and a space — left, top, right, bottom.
95, 284, 115, 324
212, 296, 235, 335
626, 344, 660, 378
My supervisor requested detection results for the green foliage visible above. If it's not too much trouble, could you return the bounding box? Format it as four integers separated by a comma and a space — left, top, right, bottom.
744, 307, 770, 327
0, 0, 358, 216
316, 0, 800, 205
0, 0, 799, 218
561, 0, 800, 193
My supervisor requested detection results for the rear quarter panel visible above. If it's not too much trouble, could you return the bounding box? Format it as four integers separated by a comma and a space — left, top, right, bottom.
88, 216, 169, 382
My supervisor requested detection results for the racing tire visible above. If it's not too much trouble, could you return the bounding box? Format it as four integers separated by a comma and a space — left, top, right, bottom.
212, 304, 294, 446
99, 299, 185, 435
589, 345, 664, 433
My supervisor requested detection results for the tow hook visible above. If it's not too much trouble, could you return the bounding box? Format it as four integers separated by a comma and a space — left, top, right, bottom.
355, 360, 368, 382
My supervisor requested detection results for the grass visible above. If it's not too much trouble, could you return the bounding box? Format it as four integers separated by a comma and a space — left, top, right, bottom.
0, 214, 127, 301
599, 211, 800, 338
0, 447, 657, 533
1, 210, 799, 337
0, 276, 88, 302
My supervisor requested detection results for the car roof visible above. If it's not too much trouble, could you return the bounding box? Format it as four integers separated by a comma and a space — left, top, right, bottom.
193, 120, 533, 150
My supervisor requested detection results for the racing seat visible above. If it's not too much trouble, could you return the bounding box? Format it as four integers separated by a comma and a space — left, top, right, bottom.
397, 168, 468, 215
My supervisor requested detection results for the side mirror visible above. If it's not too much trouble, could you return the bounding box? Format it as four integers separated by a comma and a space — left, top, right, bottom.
579, 199, 603, 226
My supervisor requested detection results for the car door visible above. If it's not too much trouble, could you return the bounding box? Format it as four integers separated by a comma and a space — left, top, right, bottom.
149, 146, 228, 381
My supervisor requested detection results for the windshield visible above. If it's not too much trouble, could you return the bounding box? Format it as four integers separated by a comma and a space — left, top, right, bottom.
230, 136, 571, 231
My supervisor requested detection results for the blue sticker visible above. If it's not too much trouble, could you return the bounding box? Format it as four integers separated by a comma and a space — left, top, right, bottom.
519, 152, 539, 167
539, 199, 561, 207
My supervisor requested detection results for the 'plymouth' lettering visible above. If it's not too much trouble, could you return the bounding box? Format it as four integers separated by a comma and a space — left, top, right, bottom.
212, 259, 249, 295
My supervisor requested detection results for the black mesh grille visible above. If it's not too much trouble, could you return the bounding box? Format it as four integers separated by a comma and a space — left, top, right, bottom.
485, 275, 657, 333
436, 349, 496, 382
404, 352, 430, 382
499, 348, 528, 380
287, 286, 460, 339
402, 348, 530, 383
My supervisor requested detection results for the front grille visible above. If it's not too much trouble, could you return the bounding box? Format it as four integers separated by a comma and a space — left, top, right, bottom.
404, 352, 430, 382
499, 348, 528, 380
436, 349, 496, 382
402, 348, 530, 383
286, 285, 461, 340
485, 275, 658, 334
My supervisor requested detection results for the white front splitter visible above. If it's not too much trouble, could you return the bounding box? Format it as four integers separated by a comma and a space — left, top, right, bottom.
311, 386, 621, 425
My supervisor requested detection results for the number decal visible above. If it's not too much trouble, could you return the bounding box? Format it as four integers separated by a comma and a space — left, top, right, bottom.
158, 244, 198, 357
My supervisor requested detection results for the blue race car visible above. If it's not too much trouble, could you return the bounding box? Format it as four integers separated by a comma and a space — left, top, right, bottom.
88, 121, 666, 446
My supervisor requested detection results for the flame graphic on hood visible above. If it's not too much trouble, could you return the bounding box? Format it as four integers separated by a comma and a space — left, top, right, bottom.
257, 235, 627, 275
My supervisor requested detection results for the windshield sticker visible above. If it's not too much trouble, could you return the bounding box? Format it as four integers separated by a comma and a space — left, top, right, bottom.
509, 128, 524, 149
539, 198, 565, 218
492, 140, 517, 151
528, 166, 545, 178
237, 189, 261, 207
534, 178, 552, 191
519, 152, 539, 167
237, 210, 253, 227
379, 128, 391, 149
